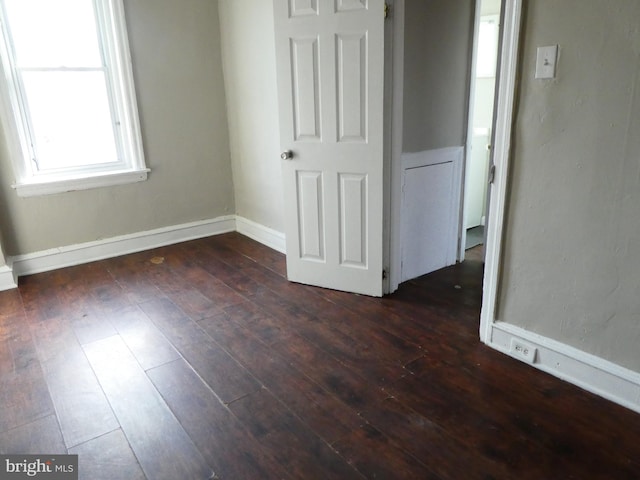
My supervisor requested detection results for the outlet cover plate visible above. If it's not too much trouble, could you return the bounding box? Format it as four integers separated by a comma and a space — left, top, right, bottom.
510, 338, 537, 364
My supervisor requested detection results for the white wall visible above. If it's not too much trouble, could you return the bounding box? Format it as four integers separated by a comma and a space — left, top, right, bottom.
0, 0, 235, 255
472, 78, 496, 128
500, 0, 640, 372
480, 0, 501, 16
218, 0, 284, 233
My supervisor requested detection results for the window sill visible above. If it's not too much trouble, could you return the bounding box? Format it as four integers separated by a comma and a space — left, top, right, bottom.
13, 168, 150, 197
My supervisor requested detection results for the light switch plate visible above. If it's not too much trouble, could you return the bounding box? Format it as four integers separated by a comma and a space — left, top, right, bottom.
535, 45, 558, 79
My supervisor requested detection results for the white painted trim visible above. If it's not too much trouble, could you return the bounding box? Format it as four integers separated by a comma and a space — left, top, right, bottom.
480, 0, 523, 343
488, 322, 640, 415
105, 0, 147, 174
14, 169, 150, 197
235, 216, 286, 254
388, 0, 405, 294
478, 0, 640, 415
0, 261, 17, 291
4, 215, 286, 287
0, 0, 147, 191
450, 147, 464, 265
460, 0, 484, 262
11, 216, 236, 277
382, 0, 397, 294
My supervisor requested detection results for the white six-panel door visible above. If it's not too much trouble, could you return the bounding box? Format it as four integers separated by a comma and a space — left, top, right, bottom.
273, 0, 385, 296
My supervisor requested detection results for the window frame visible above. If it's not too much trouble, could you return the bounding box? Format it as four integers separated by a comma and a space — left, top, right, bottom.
0, 0, 147, 197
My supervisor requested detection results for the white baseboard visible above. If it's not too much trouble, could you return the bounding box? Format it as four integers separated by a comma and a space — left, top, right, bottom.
6, 214, 640, 416
487, 322, 640, 415
0, 262, 17, 291
11, 216, 236, 277
235, 216, 286, 253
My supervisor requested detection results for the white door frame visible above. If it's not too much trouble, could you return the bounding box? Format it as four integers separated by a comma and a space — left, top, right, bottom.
386, 0, 405, 294
382, 0, 399, 293
386, 0, 523, 348
459, 0, 484, 262
479, 0, 523, 341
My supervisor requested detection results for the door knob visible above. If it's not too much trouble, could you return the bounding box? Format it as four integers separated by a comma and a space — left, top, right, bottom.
280, 150, 294, 160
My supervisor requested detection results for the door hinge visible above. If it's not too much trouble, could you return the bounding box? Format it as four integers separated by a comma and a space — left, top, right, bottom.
384, 3, 390, 19
488, 164, 496, 184
382, 269, 388, 279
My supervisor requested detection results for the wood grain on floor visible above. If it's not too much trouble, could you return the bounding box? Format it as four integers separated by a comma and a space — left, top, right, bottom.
0, 233, 639, 479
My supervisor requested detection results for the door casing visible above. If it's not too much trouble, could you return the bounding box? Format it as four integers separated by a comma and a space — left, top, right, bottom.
386, 0, 522, 320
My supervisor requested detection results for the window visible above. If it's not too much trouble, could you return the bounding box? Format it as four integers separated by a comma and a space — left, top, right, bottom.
0, 0, 147, 197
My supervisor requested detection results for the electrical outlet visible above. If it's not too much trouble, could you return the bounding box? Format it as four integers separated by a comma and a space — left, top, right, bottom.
510, 338, 537, 364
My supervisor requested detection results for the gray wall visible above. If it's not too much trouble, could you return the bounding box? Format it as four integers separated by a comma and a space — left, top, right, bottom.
402, 0, 474, 152
0, 0, 235, 255
218, 0, 284, 233
499, 0, 640, 372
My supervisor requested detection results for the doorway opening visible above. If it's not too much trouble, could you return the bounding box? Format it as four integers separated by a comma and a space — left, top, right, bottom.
387, 0, 513, 295
462, 0, 502, 260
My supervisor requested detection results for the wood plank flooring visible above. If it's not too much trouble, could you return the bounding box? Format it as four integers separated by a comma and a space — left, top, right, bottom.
1, 232, 639, 479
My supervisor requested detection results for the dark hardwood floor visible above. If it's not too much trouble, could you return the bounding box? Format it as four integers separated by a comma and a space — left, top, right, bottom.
1, 232, 639, 479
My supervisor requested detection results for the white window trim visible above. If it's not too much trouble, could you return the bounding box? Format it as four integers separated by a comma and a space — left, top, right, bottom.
0, 0, 148, 197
